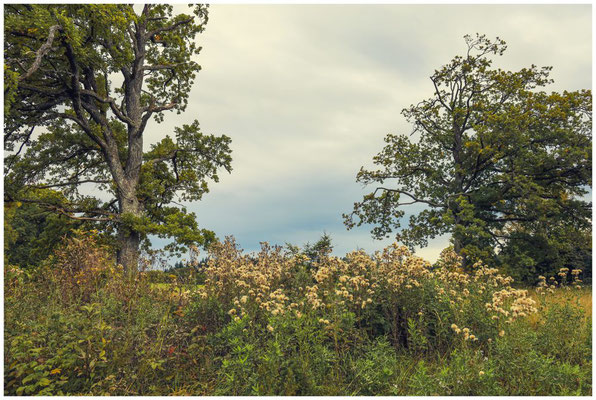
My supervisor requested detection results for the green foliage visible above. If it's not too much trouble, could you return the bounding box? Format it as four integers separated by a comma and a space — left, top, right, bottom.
348, 338, 403, 395
302, 232, 334, 262
285, 232, 335, 268
3, 188, 116, 270
344, 33, 591, 277
500, 220, 592, 283
4, 4, 232, 269
4, 234, 591, 395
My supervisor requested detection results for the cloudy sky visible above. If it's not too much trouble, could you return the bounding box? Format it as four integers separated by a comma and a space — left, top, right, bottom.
148, 4, 592, 261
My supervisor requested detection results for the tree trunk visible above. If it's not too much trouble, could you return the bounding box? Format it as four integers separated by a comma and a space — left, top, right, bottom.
452, 119, 468, 270
451, 210, 469, 270
118, 227, 140, 275
453, 232, 462, 255
116, 187, 143, 274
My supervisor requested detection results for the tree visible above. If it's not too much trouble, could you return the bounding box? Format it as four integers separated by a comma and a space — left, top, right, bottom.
4, 190, 79, 269
303, 232, 334, 263
344, 34, 591, 270
499, 218, 591, 283
285, 233, 334, 261
4, 5, 232, 272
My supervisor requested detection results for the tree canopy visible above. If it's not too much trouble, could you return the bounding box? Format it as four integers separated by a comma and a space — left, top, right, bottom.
4, 4, 232, 271
344, 34, 591, 274
4, 190, 79, 269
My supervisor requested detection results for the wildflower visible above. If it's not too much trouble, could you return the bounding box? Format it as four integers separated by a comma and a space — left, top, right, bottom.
479, 371, 485, 376
267, 325, 274, 332
499, 330, 505, 337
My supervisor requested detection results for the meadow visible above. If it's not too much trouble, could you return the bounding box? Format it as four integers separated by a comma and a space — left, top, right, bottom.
4, 232, 592, 395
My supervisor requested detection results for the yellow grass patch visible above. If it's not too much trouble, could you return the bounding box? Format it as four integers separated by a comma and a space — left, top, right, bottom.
527, 286, 591, 327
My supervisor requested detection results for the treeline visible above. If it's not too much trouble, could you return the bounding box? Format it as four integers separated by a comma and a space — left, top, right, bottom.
5, 200, 591, 285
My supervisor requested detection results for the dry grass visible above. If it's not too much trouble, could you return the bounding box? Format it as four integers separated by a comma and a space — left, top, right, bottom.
527, 286, 591, 327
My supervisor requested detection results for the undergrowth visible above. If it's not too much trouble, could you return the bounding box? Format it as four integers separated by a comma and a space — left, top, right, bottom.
4, 233, 591, 395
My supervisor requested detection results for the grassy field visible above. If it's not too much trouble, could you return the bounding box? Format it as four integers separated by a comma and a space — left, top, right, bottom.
4, 236, 592, 395
528, 287, 592, 326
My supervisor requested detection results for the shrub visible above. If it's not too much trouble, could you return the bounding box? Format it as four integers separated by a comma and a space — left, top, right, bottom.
50, 230, 116, 304
199, 238, 537, 354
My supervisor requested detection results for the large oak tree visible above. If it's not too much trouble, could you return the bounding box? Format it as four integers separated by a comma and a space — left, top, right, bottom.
344, 35, 591, 271
4, 4, 232, 271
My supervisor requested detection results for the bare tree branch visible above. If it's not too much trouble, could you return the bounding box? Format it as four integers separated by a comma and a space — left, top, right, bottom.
18, 24, 61, 81
18, 198, 116, 222
31, 179, 111, 189
80, 88, 135, 125
147, 16, 194, 38
371, 187, 445, 208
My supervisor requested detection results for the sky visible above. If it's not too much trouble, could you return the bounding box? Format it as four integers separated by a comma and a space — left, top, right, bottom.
146, 4, 592, 262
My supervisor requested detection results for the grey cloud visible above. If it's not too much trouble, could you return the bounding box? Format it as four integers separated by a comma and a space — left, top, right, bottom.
144, 4, 590, 264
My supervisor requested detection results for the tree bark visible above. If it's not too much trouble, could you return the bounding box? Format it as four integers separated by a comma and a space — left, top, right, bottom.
452, 114, 468, 269
115, 22, 146, 274
118, 226, 141, 276
116, 183, 143, 274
